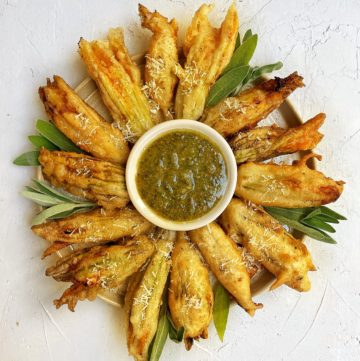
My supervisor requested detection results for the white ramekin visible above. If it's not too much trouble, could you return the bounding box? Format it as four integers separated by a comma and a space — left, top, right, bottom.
125, 119, 237, 231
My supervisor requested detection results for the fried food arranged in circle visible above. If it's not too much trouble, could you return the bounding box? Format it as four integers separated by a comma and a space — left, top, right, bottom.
38, 149, 129, 209
46, 236, 155, 311
235, 153, 344, 208
220, 198, 316, 292
169, 232, 213, 350
139, 4, 179, 121
79, 29, 155, 141
39, 75, 129, 164
230, 113, 325, 163
189, 222, 262, 316
202, 72, 304, 137
126, 230, 175, 361
175, 4, 238, 120
32, 207, 154, 257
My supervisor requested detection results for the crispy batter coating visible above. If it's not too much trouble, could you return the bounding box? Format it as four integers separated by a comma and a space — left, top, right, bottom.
107, 28, 142, 86
235, 153, 344, 207
38, 76, 129, 164
202, 72, 304, 137
174, 4, 238, 120
168, 232, 213, 350
46, 236, 155, 311
32, 207, 153, 256
189, 223, 262, 316
79, 29, 155, 141
220, 198, 316, 292
230, 113, 325, 163
139, 4, 178, 121
39, 149, 129, 209
126, 230, 176, 361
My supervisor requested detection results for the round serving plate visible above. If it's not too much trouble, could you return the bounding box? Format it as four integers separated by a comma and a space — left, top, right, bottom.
39, 54, 315, 307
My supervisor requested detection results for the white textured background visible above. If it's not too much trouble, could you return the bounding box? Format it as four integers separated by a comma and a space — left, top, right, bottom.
0, 0, 359, 360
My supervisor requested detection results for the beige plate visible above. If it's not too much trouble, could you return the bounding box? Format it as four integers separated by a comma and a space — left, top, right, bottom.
41, 58, 314, 307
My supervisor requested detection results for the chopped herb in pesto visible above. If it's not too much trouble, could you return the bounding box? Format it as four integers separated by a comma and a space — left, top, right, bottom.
136, 130, 227, 221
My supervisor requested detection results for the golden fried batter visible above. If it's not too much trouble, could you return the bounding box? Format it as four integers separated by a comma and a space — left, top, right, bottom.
189, 223, 262, 316
230, 113, 325, 163
32, 207, 153, 256
174, 4, 238, 120
235, 153, 344, 207
202, 72, 304, 137
107, 28, 142, 86
139, 4, 178, 121
39, 149, 129, 209
39, 76, 129, 164
79, 29, 155, 141
220, 198, 316, 292
126, 230, 176, 361
168, 232, 213, 350
46, 236, 155, 311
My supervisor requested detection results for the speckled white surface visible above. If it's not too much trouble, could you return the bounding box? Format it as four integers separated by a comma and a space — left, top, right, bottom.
0, 1, 359, 360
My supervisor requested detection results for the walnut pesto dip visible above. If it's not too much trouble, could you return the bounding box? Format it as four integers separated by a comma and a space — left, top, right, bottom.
136, 130, 228, 221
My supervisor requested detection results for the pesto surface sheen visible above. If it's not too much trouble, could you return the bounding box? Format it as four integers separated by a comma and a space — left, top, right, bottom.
136, 130, 227, 221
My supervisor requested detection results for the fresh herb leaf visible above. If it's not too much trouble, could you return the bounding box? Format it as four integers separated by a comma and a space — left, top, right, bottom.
230, 61, 283, 97
206, 65, 250, 107
207, 29, 282, 106
250, 62, 283, 81
302, 208, 322, 221
20, 190, 63, 207
36, 119, 83, 153
213, 282, 230, 342
13, 151, 40, 166
265, 205, 346, 244
222, 34, 258, 74
148, 298, 169, 361
242, 29, 253, 42
316, 214, 339, 224
166, 310, 184, 343
22, 179, 96, 224
264, 207, 309, 221
235, 32, 241, 49
301, 218, 336, 233
264, 208, 337, 244
28, 135, 59, 150
31, 203, 94, 226
31, 179, 89, 203
320, 206, 347, 220
48, 208, 90, 220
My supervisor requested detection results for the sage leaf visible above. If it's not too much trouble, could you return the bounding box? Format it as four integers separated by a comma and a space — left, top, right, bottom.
250, 62, 283, 81
28, 135, 59, 150
265, 210, 336, 244
36, 119, 83, 153
20, 190, 63, 207
206, 65, 250, 107
302, 208, 322, 221
13, 151, 40, 166
222, 34, 258, 74
31, 179, 90, 203
25, 185, 41, 193
301, 218, 336, 233
316, 214, 339, 224
264, 207, 309, 221
320, 206, 347, 220
148, 300, 169, 361
31, 203, 94, 225
235, 32, 241, 49
48, 208, 90, 220
242, 29, 253, 42
213, 282, 230, 342
167, 310, 184, 343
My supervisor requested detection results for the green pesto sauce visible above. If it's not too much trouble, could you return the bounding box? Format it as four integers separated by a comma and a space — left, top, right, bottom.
136, 130, 227, 222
